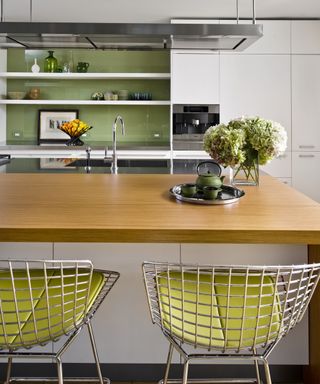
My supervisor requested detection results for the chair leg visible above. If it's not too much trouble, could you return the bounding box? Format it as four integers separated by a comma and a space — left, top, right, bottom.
56, 357, 64, 384
263, 359, 272, 384
163, 343, 174, 384
254, 359, 261, 384
88, 321, 104, 384
4, 357, 12, 384
182, 359, 190, 384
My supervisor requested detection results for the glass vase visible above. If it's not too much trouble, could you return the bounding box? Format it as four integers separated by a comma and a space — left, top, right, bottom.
230, 152, 259, 186
44, 51, 58, 73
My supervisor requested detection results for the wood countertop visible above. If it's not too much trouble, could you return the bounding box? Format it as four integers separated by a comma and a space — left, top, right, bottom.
0, 173, 320, 244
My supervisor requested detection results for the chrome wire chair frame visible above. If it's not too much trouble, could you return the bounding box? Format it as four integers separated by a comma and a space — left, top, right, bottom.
0, 259, 120, 384
142, 261, 320, 384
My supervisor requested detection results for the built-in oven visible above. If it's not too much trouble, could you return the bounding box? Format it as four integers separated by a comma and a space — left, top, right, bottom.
173, 104, 219, 150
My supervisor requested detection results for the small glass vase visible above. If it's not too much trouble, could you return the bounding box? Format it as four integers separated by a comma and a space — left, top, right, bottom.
230, 152, 259, 186
44, 51, 58, 73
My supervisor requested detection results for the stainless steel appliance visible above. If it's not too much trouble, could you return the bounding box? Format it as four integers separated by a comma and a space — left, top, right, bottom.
173, 105, 219, 150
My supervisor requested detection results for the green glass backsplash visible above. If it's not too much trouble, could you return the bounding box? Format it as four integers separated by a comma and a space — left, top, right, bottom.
7, 49, 170, 145
7, 105, 170, 143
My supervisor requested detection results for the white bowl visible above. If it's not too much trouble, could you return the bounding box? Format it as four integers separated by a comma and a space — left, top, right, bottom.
7, 91, 27, 100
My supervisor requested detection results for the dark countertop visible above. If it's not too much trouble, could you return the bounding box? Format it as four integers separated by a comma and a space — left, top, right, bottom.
0, 140, 170, 152
0, 156, 203, 175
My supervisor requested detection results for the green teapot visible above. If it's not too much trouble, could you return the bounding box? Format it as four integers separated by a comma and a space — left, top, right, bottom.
196, 160, 225, 190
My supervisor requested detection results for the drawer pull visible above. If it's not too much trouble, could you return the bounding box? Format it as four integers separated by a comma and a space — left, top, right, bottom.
299, 145, 315, 149
298, 154, 315, 158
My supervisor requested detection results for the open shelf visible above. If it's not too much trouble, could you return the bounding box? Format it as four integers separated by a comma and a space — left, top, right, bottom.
0, 72, 171, 80
0, 99, 171, 105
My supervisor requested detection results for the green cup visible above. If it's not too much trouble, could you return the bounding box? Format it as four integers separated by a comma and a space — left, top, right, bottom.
181, 183, 197, 198
203, 186, 222, 200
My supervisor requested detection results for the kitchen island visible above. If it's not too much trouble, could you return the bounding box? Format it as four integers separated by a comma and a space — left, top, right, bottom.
0, 173, 319, 382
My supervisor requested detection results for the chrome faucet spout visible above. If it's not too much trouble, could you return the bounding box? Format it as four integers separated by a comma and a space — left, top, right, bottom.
111, 115, 125, 174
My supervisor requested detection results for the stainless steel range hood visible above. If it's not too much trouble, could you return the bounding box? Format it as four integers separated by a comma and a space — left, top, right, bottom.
0, 22, 263, 51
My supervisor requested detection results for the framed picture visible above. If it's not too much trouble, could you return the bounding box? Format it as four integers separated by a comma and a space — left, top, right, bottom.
38, 109, 79, 143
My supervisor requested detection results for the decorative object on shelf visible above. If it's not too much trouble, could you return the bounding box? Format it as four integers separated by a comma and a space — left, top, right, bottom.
31, 58, 40, 73
38, 109, 79, 144
104, 91, 114, 100
28, 88, 40, 100
118, 90, 129, 100
7, 91, 26, 100
76, 62, 89, 73
91, 92, 104, 100
44, 51, 58, 73
203, 116, 288, 186
129, 92, 152, 100
58, 119, 92, 146
62, 63, 72, 73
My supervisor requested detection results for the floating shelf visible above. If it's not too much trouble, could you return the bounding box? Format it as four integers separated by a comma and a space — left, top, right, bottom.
0, 99, 171, 105
0, 72, 171, 80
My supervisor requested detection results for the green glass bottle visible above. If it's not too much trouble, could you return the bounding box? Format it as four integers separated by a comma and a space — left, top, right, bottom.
44, 51, 58, 73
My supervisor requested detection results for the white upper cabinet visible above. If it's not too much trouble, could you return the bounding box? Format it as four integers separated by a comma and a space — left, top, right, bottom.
220, 54, 291, 149
242, 21, 291, 54
221, 20, 291, 54
292, 21, 320, 54
171, 51, 219, 104
292, 55, 320, 151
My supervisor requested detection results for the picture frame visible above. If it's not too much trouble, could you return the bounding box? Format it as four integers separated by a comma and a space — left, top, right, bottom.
38, 109, 79, 144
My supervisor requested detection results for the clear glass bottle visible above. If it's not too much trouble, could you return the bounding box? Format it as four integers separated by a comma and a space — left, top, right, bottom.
44, 51, 58, 73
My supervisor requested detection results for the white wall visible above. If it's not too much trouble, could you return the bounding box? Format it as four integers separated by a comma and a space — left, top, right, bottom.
1, 0, 320, 23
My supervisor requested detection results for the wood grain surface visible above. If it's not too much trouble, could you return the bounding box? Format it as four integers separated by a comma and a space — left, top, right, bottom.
0, 173, 319, 243
0, 172, 320, 382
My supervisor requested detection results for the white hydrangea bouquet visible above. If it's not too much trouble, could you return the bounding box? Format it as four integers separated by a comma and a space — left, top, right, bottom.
203, 116, 287, 185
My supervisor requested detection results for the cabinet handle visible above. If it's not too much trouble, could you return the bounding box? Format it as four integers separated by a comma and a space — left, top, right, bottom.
299, 145, 315, 149
298, 154, 315, 158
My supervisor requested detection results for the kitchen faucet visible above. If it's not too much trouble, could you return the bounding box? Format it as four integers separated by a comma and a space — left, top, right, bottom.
111, 115, 125, 174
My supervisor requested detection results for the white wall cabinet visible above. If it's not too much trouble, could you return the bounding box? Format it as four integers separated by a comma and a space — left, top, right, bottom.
220, 54, 291, 150
292, 55, 320, 152
292, 152, 320, 202
171, 51, 219, 104
292, 21, 320, 54
221, 20, 291, 55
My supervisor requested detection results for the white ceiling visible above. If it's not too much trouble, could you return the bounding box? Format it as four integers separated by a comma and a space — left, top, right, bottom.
2, 0, 320, 23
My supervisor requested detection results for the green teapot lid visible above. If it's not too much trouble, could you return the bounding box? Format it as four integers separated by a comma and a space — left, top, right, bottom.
197, 160, 221, 176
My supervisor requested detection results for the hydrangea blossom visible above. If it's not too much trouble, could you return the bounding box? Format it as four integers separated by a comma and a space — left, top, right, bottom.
203, 116, 287, 167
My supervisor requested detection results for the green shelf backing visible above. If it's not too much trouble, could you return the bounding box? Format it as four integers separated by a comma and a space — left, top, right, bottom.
6, 49, 171, 145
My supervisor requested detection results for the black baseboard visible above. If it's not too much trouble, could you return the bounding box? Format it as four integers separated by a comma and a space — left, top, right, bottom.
0, 363, 303, 383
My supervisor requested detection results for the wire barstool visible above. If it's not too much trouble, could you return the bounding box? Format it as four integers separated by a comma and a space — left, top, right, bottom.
143, 261, 320, 384
0, 259, 120, 384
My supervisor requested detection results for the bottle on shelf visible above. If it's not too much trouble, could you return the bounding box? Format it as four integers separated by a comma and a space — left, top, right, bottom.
31, 58, 40, 73
44, 51, 58, 73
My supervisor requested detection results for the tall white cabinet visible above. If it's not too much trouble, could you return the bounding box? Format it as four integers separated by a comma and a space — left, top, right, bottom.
291, 22, 320, 202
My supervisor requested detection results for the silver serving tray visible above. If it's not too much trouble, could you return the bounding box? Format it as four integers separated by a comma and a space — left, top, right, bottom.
170, 184, 245, 205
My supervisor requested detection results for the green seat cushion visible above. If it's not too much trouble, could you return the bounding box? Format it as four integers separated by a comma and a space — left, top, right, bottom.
158, 271, 280, 350
159, 272, 225, 348
0, 269, 55, 346
0, 269, 105, 349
